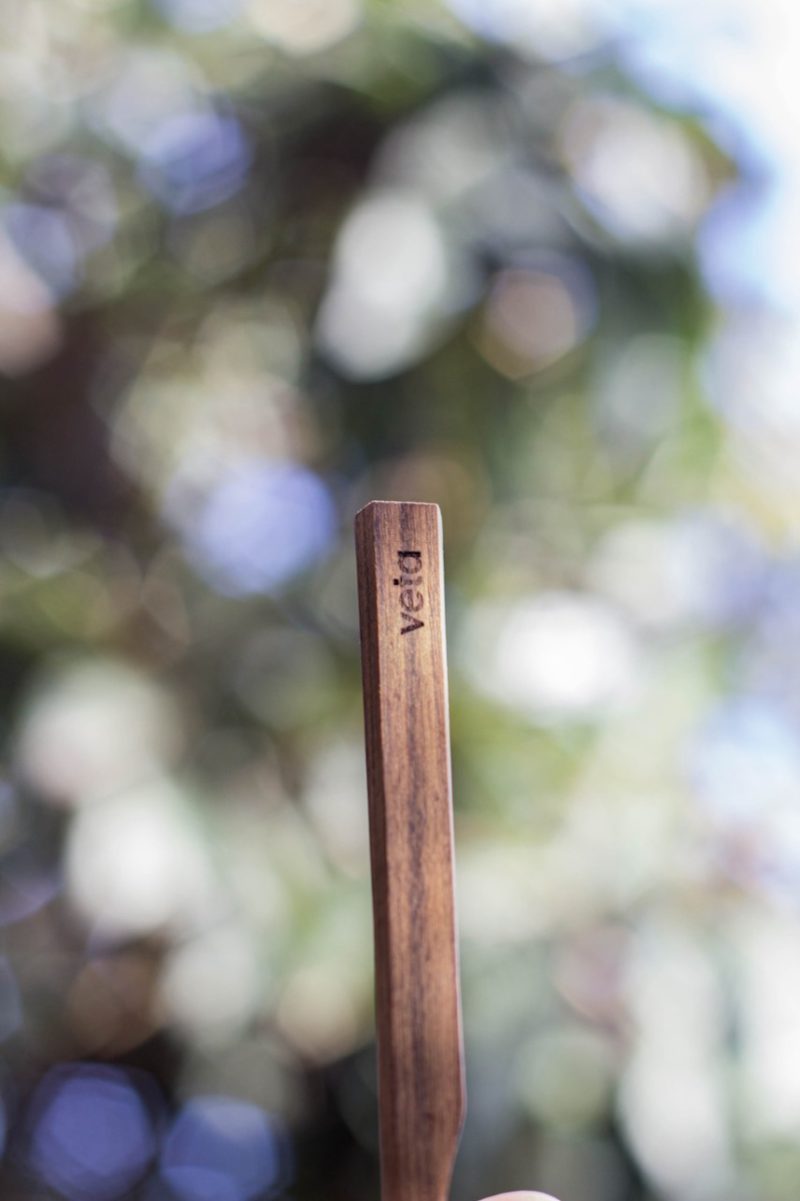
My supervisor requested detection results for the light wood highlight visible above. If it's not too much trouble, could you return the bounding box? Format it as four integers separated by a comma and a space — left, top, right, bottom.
355, 500, 465, 1201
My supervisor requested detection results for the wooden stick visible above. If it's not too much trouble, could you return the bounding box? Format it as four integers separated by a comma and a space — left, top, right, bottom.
355, 500, 465, 1201
355, 501, 561, 1201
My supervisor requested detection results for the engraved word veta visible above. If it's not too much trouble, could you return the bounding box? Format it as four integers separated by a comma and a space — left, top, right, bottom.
394, 551, 424, 635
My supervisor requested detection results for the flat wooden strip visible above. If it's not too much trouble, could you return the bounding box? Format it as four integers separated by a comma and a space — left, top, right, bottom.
355, 500, 465, 1201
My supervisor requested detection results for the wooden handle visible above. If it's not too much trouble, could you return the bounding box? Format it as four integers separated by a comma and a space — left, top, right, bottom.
355, 500, 465, 1201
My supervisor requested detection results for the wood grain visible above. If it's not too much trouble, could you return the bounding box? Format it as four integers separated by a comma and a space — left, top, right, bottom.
355, 500, 465, 1201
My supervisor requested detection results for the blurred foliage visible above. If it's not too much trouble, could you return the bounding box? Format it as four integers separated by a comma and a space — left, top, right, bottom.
1, 2, 800, 1200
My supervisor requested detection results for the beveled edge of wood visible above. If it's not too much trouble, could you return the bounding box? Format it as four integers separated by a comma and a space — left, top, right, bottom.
355, 498, 442, 518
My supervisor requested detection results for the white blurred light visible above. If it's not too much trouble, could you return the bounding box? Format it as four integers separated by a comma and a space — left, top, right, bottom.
706, 314, 800, 437
16, 661, 181, 807
70, 0, 127, 8
464, 592, 642, 721
689, 699, 800, 826
331, 191, 445, 315
458, 843, 550, 942
89, 49, 207, 154
687, 698, 800, 903
615, 0, 800, 317
445, 0, 613, 61
619, 0, 800, 177
275, 963, 359, 1063
698, 179, 800, 312
316, 190, 457, 380
560, 96, 710, 243
66, 778, 219, 937
302, 741, 369, 877
588, 514, 764, 630
704, 315, 800, 522
374, 91, 513, 205
736, 912, 800, 1135
619, 925, 732, 1197
161, 924, 261, 1041
247, 0, 361, 55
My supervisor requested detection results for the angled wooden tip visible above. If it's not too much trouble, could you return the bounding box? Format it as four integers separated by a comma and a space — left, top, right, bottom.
355, 500, 464, 1201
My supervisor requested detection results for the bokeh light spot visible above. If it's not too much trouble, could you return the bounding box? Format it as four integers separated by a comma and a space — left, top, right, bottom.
139, 111, 252, 214
26, 1063, 158, 1201
247, 0, 361, 55
166, 459, 336, 596
160, 1095, 286, 1201
559, 95, 711, 243
0, 228, 61, 375
477, 260, 595, 378
155, 0, 243, 33
464, 592, 642, 722
5, 202, 81, 296
66, 777, 218, 938
316, 190, 461, 380
445, 0, 612, 61
16, 659, 182, 808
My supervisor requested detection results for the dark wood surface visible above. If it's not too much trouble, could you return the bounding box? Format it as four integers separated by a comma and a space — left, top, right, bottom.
355, 500, 465, 1201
